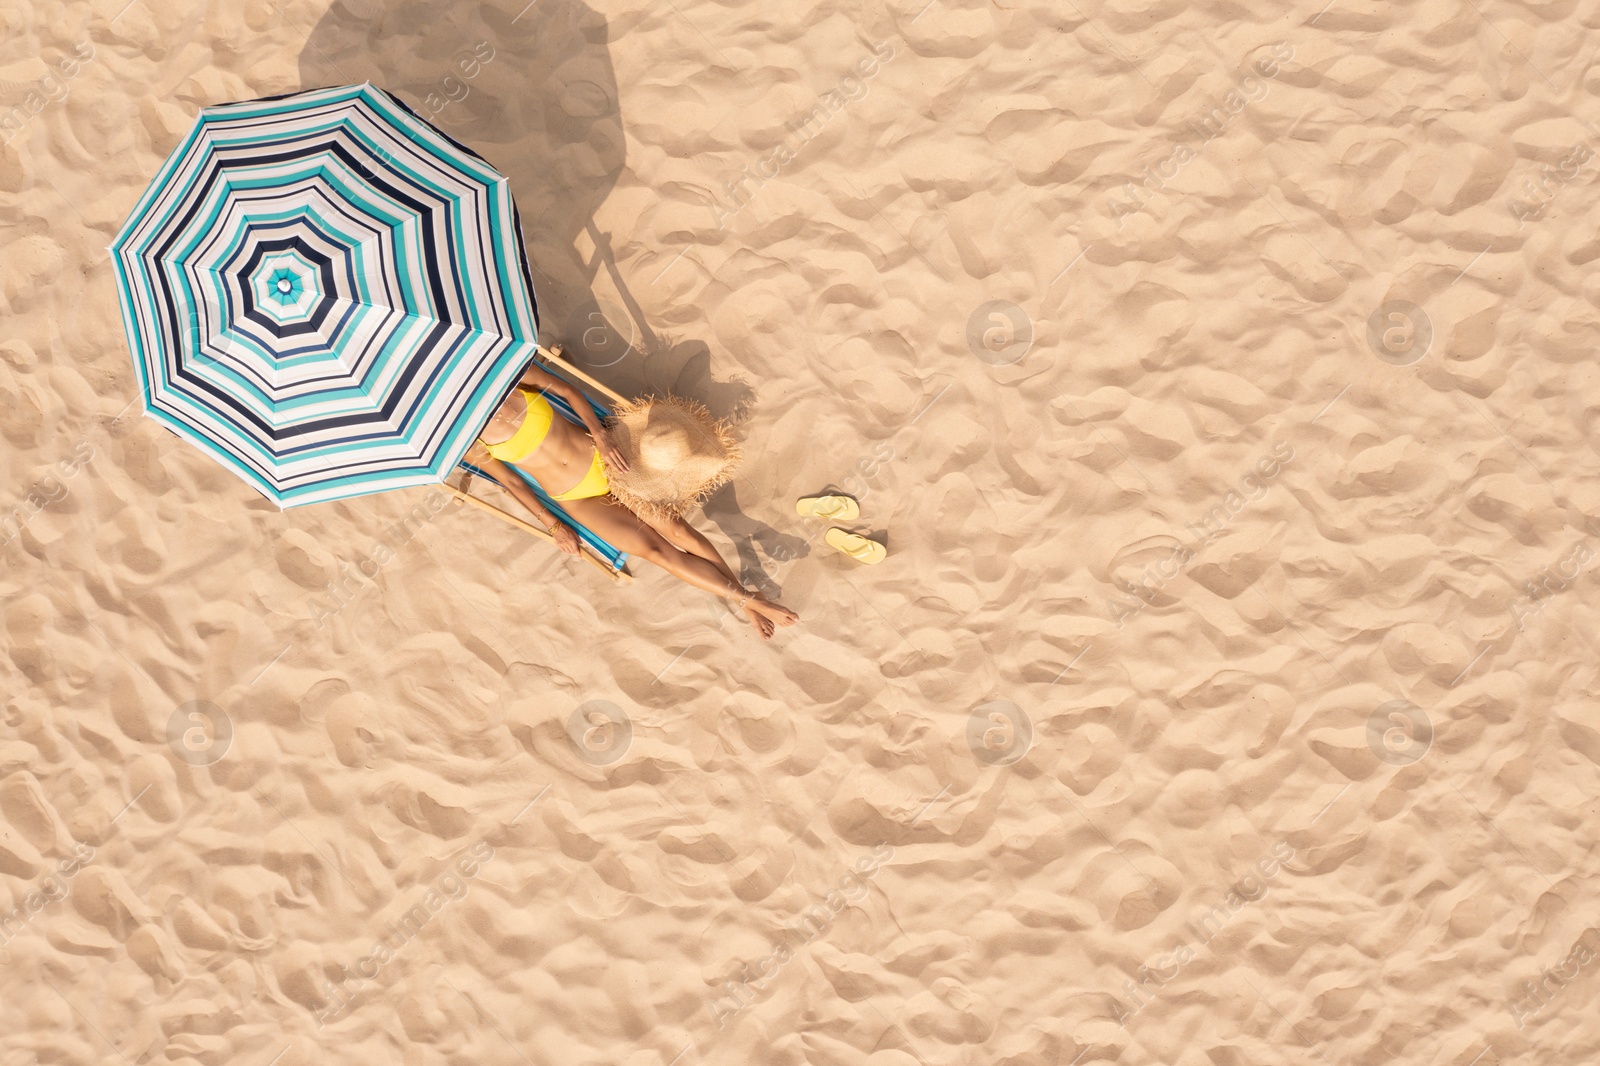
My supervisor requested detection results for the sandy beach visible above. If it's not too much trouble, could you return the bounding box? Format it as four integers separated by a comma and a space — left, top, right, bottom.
4, 0, 1600, 1063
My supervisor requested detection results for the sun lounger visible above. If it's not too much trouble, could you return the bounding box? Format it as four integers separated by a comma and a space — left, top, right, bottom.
445, 345, 635, 583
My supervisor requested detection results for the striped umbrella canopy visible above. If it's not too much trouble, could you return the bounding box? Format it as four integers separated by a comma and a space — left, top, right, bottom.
111, 83, 539, 507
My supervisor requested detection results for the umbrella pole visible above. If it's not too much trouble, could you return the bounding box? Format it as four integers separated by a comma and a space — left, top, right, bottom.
444, 484, 630, 583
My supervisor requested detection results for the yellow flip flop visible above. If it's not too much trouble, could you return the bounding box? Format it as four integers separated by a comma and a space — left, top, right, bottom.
796, 495, 861, 521
825, 527, 887, 564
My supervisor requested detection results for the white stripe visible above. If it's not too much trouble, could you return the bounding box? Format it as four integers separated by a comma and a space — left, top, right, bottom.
114, 86, 542, 504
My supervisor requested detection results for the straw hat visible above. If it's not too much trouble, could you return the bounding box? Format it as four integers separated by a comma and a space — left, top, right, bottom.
604, 396, 740, 518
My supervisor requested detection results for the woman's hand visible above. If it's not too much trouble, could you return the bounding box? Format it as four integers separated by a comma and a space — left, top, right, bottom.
594, 427, 630, 473
550, 523, 583, 556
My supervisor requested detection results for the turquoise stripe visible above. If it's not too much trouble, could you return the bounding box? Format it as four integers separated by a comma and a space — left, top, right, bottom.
356, 85, 503, 187
174, 162, 416, 258
140, 400, 278, 498
191, 109, 508, 334
114, 84, 545, 508
112, 248, 158, 408
111, 113, 213, 252
483, 182, 535, 340
198, 83, 368, 126
349, 92, 526, 334
200, 203, 382, 309
168, 316, 492, 431
171, 330, 526, 473
131, 117, 525, 340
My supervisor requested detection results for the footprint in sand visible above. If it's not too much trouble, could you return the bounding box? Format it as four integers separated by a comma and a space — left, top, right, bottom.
275, 528, 338, 591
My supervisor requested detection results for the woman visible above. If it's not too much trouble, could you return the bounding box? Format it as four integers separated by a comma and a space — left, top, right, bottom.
468, 363, 799, 639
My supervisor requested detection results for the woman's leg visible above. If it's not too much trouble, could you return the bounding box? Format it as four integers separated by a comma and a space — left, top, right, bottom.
639, 510, 739, 584
558, 497, 798, 630
635, 509, 778, 637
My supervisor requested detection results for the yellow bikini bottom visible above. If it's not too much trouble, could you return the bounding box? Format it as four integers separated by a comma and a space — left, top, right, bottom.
549, 450, 610, 501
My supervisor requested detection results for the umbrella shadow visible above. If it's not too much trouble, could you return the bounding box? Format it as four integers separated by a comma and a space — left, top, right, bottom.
567, 221, 755, 420
298, 0, 627, 356
298, 0, 753, 414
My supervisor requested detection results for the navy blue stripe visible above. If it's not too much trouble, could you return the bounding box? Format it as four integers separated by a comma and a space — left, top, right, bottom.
117, 83, 546, 503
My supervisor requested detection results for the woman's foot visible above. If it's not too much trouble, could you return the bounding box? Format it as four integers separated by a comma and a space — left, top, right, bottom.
747, 596, 798, 630
743, 604, 776, 640
731, 584, 797, 639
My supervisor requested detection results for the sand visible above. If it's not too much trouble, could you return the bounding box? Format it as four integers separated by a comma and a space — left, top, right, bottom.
4, 0, 1600, 1063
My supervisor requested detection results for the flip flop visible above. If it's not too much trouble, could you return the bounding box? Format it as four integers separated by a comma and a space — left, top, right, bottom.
796, 495, 861, 521
825, 527, 886, 564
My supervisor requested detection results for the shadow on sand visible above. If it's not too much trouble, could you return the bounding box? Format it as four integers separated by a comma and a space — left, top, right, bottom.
297, 0, 798, 584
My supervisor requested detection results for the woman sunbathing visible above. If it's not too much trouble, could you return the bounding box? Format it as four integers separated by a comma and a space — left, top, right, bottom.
468, 362, 799, 639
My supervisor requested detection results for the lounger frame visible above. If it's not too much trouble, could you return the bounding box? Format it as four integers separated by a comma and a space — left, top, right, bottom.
444, 345, 635, 583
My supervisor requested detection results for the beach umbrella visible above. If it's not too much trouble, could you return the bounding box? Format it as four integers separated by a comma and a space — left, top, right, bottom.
110, 83, 539, 507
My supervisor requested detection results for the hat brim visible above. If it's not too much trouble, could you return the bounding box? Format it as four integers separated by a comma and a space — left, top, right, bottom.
605, 396, 740, 518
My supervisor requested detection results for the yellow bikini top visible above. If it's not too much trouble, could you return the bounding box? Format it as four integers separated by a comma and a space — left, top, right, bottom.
481, 388, 554, 462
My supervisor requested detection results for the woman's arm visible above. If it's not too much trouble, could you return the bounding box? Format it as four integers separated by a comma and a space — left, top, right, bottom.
471, 447, 583, 555
518, 363, 629, 471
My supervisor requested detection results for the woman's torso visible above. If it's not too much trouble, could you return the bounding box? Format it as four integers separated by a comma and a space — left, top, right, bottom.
482, 388, 594, 494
